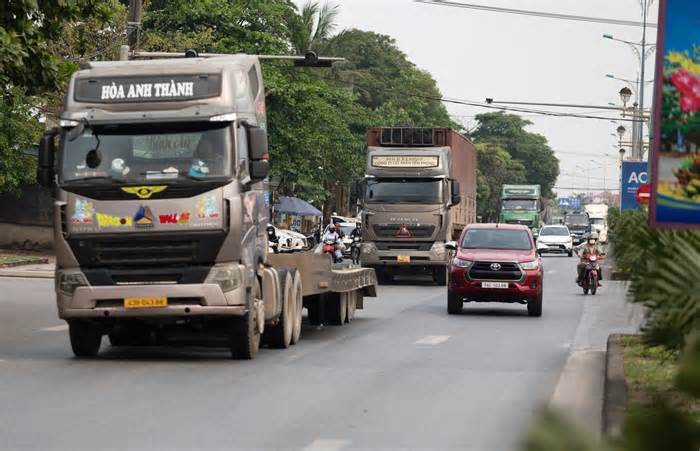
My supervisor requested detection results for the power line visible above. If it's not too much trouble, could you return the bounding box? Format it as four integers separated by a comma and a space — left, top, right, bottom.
413, 0, 657, 28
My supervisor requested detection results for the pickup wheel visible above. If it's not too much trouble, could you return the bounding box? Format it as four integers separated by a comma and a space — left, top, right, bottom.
568, 249, 573, 257
447, 291, 462, 314
290, 271, 303, 345
231, 280, 262, 359
69, 320, 102, 357
434, 267, 448, 286
266, 272, 294, 349
527, 291, 543, 317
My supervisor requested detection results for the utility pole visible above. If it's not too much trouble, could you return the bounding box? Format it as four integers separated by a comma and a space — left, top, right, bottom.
127, 0, 143, 52
637, 0, 649, 161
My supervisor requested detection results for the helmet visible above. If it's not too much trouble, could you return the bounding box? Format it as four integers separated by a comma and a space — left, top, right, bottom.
590, 232, 599, 241
329, 224, 336, 231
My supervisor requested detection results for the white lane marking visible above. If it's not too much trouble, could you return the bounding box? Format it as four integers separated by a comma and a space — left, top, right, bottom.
41, 325, 68, 332
415, 335, 450, 345
302, 439, 351, 451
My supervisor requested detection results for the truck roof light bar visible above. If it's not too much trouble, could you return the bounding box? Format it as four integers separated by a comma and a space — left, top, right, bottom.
129, 50, 344, 67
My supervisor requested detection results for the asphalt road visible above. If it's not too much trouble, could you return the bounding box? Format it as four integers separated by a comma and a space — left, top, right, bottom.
0, 256, 593, 451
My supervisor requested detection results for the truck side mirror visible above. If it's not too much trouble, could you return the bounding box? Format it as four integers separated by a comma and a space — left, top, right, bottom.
451, 180, 460, 206
37, 130, 58, 187
246, 125, 268, 161
249, 160, 269, 181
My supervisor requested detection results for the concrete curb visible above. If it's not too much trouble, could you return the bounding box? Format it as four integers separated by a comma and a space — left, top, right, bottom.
602, 334, 627, 437
0, 257, 49, 268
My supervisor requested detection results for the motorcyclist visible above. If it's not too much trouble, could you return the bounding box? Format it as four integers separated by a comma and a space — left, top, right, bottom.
267, 224, 279, 253
322, 223, 343, 262
350, 223, 362, 239
575, 232, 603, 286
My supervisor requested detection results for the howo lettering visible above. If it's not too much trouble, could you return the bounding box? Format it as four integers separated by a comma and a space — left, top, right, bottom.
36, 51, 377, 359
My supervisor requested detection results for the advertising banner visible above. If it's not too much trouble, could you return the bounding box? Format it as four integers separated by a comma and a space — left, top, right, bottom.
650, 0, 700, 227
621, 162, 649, 210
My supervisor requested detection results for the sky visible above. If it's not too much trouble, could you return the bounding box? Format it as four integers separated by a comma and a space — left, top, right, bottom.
293, 0, 661, 197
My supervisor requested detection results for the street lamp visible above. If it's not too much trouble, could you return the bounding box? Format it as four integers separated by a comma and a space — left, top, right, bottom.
619, 87, 633, 107
616, 125, 626, 141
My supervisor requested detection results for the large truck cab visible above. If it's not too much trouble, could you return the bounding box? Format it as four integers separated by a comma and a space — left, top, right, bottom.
499, 185, 543, 236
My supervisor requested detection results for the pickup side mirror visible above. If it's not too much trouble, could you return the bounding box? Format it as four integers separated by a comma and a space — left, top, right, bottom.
246, 125, 268, 161
37, 130, 58, 187
445, 241, 457, 251
450, 180, 461, 206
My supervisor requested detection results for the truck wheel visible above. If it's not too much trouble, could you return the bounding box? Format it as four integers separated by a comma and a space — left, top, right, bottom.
231, 280, 262, 359
290, 271, 303, 345
346, 290, 357, 323
376, 268, 392, 285
307, 296, 322, 326
326, 292, 347, 326
527, 291, 543, 317
434, 267, 448, 286
447, 291, 462, 314
266, 272, 294, 349
69, 320, 102, 357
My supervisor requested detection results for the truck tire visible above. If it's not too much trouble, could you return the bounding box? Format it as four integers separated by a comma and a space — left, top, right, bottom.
290, 271, 303, 345
307, 296, 322, 326
266, 272, 294, 349
231, 280, 262, 359
447, 291, 462, 314
69, 320, 102, 357
434, 267, 448, 286
376, 268, 392, 285
326, 292, 347, 326
346, 290, 357, 323
527, 291, 543, 317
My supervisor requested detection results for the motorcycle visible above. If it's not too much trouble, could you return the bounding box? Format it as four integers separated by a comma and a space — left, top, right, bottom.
350, 236, 361, 265
579, 254, 603, 295
322, 238, 343, 263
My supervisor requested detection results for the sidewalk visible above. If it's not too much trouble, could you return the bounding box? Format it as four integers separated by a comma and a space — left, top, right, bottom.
0, 256, 55, 279
549, 279, 643, 437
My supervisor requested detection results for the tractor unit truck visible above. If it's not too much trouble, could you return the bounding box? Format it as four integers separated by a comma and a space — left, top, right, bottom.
35, 51, 376, 359
359, 127, 477, 285
499, 185, 545, 236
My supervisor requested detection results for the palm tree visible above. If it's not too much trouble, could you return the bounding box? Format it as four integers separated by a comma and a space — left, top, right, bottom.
290, 1, 340, 54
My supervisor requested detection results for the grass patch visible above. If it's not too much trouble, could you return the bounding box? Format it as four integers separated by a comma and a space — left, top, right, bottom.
0, 252, 47, 267
622, 335, 700, 418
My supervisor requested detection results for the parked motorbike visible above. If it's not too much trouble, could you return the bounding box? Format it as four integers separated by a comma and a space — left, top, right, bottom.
579, 254, 603, 295
350, 236, 361, 265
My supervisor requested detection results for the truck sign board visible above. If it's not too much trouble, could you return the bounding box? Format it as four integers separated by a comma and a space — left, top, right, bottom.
650, 0, 700, 227
74, 74, 222, 103
621, 161, 649, 210
371, 155, 439, 168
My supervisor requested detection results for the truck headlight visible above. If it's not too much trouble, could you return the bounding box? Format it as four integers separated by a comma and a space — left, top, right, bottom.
205, 263, 242, 293
430, 241, 447, 256
452, 257, 473, 268
58, 272, 88, 295
361, 243, 377, 254
520, 260, 539, 270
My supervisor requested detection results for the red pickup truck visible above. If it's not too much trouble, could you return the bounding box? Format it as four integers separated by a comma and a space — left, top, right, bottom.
446, 223, 543, 317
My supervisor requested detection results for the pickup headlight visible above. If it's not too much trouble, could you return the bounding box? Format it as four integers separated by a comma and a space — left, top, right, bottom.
520, 260, 540, 270
58, 272, 88, 295
452, 257, 474, 268
205, 263, 242, 293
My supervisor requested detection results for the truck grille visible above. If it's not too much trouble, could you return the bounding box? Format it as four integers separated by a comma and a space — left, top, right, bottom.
505, 219, 533, 227
372, 224, 435, 238
468, 261, 522, 281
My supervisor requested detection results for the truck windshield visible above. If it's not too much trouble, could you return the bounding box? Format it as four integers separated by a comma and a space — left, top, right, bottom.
502, 199, 537, 210
461, 229, 532, 250
60, 122, 233, 184
565, 215, 589, 226
366, 178, 442, 203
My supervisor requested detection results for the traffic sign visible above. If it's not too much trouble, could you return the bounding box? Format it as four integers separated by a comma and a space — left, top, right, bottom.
636, 183, 651, 205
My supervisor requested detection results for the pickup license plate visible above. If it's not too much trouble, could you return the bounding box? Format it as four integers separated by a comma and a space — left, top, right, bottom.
482, 282, 509, 289
124, 297, 168, 309
397, 255, 411, 263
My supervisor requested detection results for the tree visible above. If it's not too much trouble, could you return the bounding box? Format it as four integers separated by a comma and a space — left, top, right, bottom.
0, 0, 115, 97
471, 112, 559, 197
289, 1, 340, 54
0, 88, 43, 193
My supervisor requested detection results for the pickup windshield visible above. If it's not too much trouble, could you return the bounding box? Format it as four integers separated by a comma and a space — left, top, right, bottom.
502, 199, 537, 210
462, 229, 532, 250
540, 227, 569, 236
366, 178, 442, 203
60, 122, 233, 184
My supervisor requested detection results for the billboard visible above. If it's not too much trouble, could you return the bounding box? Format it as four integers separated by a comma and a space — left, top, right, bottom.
621, 162, 649, 210
558, 197, 581, 210
650, 0, 700, 227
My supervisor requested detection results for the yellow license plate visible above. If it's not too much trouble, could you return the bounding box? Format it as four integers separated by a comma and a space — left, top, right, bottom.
397, 255, 411, 263
124, 297, 168, 309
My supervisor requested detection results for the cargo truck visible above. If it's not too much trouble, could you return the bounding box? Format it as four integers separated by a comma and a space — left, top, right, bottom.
35, 50, 376, 359
359, 127, 477, 285
498, 185, 546, 236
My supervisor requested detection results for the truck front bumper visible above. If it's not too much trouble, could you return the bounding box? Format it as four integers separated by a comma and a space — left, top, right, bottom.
57, 281, 248, 320
361, 241, 448, 267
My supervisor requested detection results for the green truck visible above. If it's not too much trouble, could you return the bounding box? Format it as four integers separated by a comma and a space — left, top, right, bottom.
499, 185, 545, 235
